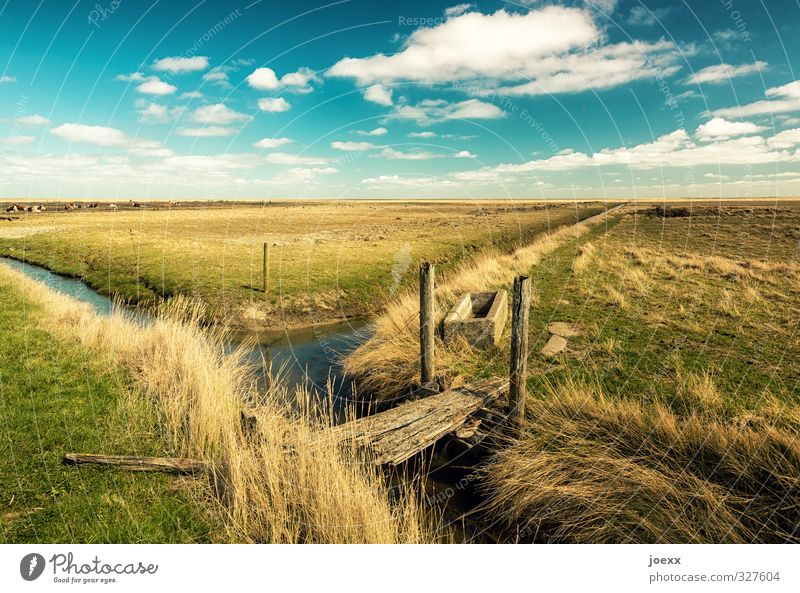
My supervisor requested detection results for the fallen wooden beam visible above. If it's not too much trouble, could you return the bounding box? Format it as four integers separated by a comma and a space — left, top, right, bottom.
63, 453, 209, 475
319, 378, 508, 466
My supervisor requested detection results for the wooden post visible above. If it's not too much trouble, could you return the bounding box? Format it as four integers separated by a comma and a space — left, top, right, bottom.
263, 242, 270, 297
419, 261, 435, 387
509, 274, 531, 433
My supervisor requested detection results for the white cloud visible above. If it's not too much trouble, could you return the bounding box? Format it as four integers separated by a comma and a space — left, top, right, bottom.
246, 166, 338, 187
361, 174, 455, 187
49, 123, 171, 156
390, 98, 504, 125
246, 67, 281, 90
180, 90, 204, 99
364, 84, 393, 106
152, 56, 209, 73
128, 139, 174, 157
137, 103, 170, 124
176, 127, 237, 137
246, 66, 318, 94
15, 114, 50, 126
153, 154, 256, 172
484, 39, 682, 97
264, 152, 332, 165
376, 147, 443, 160
695, 117, 766, 140
329, 8, 596, 84
0, 75, 16, 84
445, 4, 472, 18
253, 137, 293, 149
118, 72, 177, 95
357, 127, 388, 136
281, 67, 319, 93
454, 150, 476, 158
453, 127, 800, 181
191, 103, 250, 125
258, 97, 291, 113
767, 128, 800, 149
586, 0, 619, 12
687, 61, 766, 85
408, 131, 436, 138
712, 80, 800, 118
331, 141, 378, 151
1, 136, 36, 146
116, 72, 146, 82
51, 123, 128, 146
626, 6, 672, 26
135, 76, 177, 95
137, 79, 176, 95
329, 7, 679, 97
202, 69, 232, 89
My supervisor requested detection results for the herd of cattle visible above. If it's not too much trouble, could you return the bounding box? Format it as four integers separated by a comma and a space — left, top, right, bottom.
3, 202, 130, 213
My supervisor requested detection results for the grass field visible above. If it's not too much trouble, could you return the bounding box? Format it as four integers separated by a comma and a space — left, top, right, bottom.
0, 200, 608, 329
0, 263, 439, 543
0, 270, 215, 543
5, 198, 799, 544
347, 201, 800, 542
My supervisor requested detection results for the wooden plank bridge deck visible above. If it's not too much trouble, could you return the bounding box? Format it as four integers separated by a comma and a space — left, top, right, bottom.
319, 378, 508, 466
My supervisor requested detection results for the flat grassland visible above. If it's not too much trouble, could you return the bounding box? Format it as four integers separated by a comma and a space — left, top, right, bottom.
0, 200, 608, 329
348, 200, 800, 542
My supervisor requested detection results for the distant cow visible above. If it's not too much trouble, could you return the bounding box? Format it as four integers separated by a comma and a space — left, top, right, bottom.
5, 205, 18, 213
109, 204, 118, 211
88, 202, 99, 209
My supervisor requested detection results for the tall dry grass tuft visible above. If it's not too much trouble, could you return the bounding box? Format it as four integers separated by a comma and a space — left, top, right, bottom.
3, 264, 439, 543
572, 242, 595, 274
345, 211, 616, 402
480, 381, 800, 543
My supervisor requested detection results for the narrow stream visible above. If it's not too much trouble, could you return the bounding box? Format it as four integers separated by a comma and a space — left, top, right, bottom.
1, 257, 370, 415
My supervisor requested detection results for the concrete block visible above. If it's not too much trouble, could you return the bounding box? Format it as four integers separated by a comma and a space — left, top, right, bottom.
443, 290, 508, 348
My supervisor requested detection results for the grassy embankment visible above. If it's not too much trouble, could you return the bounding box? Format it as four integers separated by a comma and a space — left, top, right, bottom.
347, 203, 800, 543
0, 201, 606, 329
0, 263, 440, 543
0, 271, 214, 543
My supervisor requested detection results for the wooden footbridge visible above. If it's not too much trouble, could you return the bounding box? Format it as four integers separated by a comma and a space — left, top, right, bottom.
64, 263, 531, 472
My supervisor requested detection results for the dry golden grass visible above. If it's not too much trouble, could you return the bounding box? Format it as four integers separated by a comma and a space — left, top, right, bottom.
344, 208, 617, 402
1, 263, 440, 543
0, 201, 606, 329
572, 241, 595, 274
480, 381, 800, 543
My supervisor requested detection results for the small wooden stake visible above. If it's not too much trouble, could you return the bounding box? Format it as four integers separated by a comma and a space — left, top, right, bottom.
419, 261, 435, 386
509, 275, 531, 433
263, 241, 270, 297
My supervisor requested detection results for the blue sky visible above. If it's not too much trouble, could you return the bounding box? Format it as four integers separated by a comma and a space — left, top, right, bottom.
1, 0, 800, 200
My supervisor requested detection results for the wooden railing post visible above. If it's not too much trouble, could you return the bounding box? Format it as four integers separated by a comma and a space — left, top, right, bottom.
509, 274, 531, 433
419, 261, 435, 386
263, 241, 270, 297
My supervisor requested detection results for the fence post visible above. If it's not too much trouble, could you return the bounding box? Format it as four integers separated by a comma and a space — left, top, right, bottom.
509, 274, 531, 433
419, 261, 435, 386
263, 242, 270, 297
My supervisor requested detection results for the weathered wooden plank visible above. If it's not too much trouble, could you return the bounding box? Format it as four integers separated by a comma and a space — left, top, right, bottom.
509, 275, 531, 432
63, 453, 209, 474
321, 378, 507, 465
